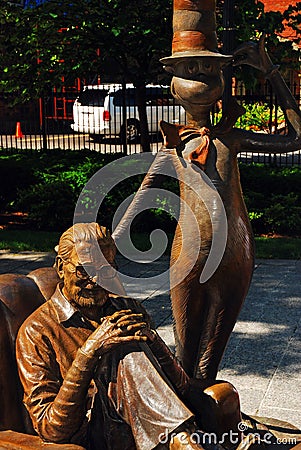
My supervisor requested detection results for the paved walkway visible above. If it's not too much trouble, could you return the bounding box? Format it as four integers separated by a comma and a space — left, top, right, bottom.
0, 251, 300, 429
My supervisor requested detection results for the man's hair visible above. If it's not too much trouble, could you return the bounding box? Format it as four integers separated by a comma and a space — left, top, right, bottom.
58, 222, 115, 261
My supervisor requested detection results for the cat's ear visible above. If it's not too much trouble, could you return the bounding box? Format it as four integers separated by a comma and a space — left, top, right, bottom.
160, 120, 185, 148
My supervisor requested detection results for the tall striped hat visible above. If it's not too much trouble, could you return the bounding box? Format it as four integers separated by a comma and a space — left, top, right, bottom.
160, 0, 232, 65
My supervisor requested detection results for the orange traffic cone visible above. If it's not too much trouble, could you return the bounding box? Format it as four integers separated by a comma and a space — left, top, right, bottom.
15, 122, 24, 138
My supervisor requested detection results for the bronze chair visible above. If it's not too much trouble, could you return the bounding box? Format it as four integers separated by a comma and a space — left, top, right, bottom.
0, 267, 85, 449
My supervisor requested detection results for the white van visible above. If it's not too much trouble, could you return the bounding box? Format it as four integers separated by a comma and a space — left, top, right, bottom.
71, 84, 186, 142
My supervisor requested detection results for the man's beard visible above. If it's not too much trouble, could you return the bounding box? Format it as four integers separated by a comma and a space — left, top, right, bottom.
74, 287, 108, 308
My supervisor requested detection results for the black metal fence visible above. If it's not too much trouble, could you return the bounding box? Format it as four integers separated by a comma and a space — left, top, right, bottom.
0, 81, 300, 166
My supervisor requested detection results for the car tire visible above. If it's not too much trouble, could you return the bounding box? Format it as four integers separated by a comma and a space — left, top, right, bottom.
121, 120, 140, 143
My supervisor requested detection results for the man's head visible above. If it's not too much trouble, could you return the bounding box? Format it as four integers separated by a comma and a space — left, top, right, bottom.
56, 223, 116, 309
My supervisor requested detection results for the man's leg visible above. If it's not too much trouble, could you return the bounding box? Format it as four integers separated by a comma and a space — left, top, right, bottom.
99, 346, 196, 450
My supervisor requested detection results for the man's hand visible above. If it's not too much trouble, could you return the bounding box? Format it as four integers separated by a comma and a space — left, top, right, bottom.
232, 34, 275, 76
80, 309, 151, 359
134, 326, 157, 343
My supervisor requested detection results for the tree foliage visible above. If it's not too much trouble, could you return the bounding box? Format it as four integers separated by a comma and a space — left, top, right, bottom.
97, 0, 173, 86
0, 0, 172, 103
0, 0, 299, 103
216, 0, 300, 87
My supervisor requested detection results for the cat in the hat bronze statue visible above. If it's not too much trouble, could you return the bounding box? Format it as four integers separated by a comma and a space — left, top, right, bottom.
118, 0, 301, 386
158, 0, 301, 382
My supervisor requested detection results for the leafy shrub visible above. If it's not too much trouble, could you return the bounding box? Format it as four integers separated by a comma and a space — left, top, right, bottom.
15, 181, 76, 231
236, 103, 285, 132
1, 150, 301, 236
264, 193, 301, 236
215, 102, 285, 132
3, 150, 119, 230
0, 154, 39, 210
240, 164, 301, 236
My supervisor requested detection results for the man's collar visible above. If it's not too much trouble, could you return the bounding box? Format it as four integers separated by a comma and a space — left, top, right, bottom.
51, 284, 78, 323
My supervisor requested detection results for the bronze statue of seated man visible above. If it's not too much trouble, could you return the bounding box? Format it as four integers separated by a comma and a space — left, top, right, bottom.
16, 222, 240, 450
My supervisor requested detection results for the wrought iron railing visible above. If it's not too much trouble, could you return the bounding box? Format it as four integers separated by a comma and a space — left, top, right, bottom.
0, 81, 300, 166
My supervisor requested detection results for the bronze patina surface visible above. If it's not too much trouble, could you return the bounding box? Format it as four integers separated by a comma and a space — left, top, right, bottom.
160, 0, 301, 380
0, 223, 242, 449
114, 1, 301, 384
0, 1, 300, 448
111, 3, 301, 441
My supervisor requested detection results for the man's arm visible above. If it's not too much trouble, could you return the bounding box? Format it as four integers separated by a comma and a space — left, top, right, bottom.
232, 35, 301, 153
16, 309, 148, 444
16, 322, 98, 443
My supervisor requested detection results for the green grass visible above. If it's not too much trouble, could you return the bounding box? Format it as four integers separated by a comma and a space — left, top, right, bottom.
0, 230, 60, 252
131, 233, 301, 260
254, 236, 301, 260
0, 230, 300, 259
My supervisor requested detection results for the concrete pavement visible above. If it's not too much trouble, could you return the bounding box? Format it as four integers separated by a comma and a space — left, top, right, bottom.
0, 250, 300, 430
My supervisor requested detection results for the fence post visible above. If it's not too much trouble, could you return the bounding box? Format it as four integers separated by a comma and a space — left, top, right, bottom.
121, 80, 127, 155
39, 97, 47, 151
